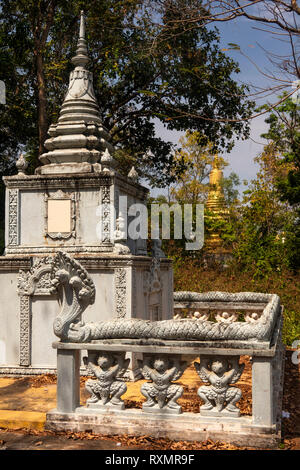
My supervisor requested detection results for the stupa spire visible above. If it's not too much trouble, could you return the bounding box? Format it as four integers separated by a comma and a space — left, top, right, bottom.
38, 11, 114, 175
72, 11, 89, 67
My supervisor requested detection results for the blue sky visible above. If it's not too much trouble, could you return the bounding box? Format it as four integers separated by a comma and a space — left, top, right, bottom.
151, 13, 297, 198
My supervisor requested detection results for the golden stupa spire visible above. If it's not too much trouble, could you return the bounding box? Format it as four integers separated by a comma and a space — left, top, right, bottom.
205, 154, 229, 252
206, 154, 225, 211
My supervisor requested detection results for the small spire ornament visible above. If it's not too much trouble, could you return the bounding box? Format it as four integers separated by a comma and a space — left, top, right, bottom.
16, 153, 28, 176
128, 166, 138, 182
101, 148, 116, 172
71, 11, 89, 67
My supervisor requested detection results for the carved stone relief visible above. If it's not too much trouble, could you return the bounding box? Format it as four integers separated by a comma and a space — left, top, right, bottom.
18, 256, 54, 296
115, 268, 127, 318
19, 295, 31, 366
8, 189, 19, 246
101, 185, 111, 243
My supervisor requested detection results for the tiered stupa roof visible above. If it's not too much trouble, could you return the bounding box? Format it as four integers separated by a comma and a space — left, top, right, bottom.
38, 11, 114, 175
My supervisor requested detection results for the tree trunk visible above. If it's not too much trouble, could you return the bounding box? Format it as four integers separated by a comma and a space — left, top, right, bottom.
36, 51, 48, 156
33, 0, 56, 158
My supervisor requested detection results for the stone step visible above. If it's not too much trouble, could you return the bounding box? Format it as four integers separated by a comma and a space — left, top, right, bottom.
0, 409, 45, 431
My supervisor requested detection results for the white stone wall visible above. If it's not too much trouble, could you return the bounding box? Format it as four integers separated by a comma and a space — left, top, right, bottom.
0, 272, 20, 366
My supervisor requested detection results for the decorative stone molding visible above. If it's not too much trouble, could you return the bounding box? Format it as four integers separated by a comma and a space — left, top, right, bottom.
115, 174, 149, 201
0, 257, 30, 272
17, 256, 56, 367
194, 356, 244, 417
83, 351, 129, 409
0, 366, 57, 375
44, 190, 77, 241
173, 292, 269, 324
132, 268, 137, 318
138, 355, 187, 414
5, 245, 114, 256
4, 174, 113, 191
19, 295, 31, 366
115, 268, 127, 318
17, 256, 54, 296
8, 189, 19, 246
101, 185, 112, 243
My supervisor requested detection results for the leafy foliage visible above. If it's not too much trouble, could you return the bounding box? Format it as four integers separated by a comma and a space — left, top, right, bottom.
170, 131, 228, 204
173, 260, 300, 346
229, 143, 298, 277
0, 0, 254, 183
259, 96, 300, 209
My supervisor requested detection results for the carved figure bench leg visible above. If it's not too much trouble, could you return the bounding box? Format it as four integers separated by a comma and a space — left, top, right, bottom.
82, 351, 129, 410
57, 349, 80, 413
194, 355, 245, 417
138, 354, 187, 414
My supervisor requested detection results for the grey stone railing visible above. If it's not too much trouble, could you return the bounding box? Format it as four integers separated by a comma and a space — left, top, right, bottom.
45, 252, 285, 448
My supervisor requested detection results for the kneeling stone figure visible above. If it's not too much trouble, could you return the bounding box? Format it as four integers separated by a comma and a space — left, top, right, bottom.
139, 356, 187, 414
83, 352, 129, 409
194, 356, 244, 416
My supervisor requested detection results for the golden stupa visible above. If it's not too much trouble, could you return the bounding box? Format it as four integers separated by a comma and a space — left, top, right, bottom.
205, 155, 229, 251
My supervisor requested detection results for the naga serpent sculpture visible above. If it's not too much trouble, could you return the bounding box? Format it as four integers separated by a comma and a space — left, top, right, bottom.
51, 251, 281, 344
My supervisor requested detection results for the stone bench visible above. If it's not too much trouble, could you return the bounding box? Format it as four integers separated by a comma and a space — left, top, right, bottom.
45, 251, 285, 449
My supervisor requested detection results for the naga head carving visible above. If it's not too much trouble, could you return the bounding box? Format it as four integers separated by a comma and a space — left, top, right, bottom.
52, 251, 95, 342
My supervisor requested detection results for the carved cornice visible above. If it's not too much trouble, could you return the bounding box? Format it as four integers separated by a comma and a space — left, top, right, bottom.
0, 257, 31, 271
3, 172, 149, 197
0, 253, 166, 272
3, 173, 113, 190
75, 255, 153, 271
115, 174, 149, 200
5, 245, 114, 256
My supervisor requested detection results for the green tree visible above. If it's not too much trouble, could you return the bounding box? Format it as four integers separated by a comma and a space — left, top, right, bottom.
170, 131, 228, 204
233, 142, 298, 277
259, 96, 300, 209
0, 0, 254, 183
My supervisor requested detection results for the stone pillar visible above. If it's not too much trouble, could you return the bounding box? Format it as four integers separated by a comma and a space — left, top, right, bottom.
252, 356, 275, 427
57, 349, 80, 413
